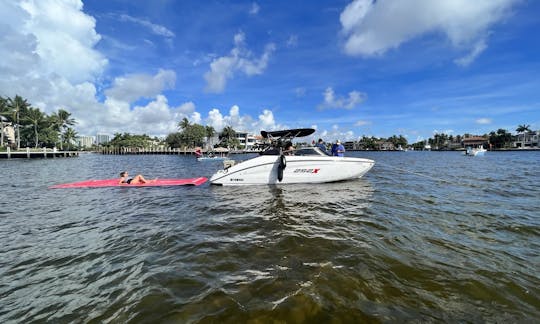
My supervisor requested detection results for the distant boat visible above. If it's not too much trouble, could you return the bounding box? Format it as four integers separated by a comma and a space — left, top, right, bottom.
196, 147, 229, 161
197, 154, 227, 161
464, 145, 486, 157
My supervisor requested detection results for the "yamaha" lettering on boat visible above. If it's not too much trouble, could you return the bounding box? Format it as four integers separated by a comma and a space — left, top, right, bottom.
293, 168, 320, 174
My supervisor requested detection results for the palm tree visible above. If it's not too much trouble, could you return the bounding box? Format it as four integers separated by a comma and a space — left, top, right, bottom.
516, 124, 531, 148
178, 117, 190, 131
516, 124, 531, 133
24, 108, 45, 148
205, 125, 216, 148
220, 126, 237, 148
51, 109, 76, 149
64, 127, 78, 150
7, 95, 30, 150
0, 96, 9, 147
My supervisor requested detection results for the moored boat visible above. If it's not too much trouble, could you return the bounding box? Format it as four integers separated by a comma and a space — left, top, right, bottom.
210, 128, 375, 185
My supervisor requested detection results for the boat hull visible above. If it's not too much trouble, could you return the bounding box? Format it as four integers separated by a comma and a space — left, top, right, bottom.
210, 155, 374, 185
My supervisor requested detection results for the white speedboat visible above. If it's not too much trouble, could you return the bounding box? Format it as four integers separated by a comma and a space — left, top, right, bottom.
464, 145, 486, 156
209, 128, 375, 186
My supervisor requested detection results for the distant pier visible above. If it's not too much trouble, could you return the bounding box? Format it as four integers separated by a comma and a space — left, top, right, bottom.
98, 147, 253, 155
100, 147, 198, 155
0, 147, 79, 159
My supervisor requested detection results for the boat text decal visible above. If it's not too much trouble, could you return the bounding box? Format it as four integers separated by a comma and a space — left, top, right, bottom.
293, 168, 320, 174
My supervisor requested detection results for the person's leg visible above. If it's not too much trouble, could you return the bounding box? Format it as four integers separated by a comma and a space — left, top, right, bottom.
132, 174, 147, 184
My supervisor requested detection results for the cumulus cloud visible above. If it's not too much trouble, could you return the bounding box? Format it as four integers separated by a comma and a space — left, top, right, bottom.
0, 1, 192, 138
340, 0, 517, 64
19, 0, 107, 83
204, 105, 283, 133
100, 92, 200, 136
204, 32, 276, 93
255, 109, 277, 130
105, 69, 176, 103
318, 87, 367, 110
0, 0, 106, 124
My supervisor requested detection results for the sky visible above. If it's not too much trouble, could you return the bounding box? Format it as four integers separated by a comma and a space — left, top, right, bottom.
1, 0, 539, 143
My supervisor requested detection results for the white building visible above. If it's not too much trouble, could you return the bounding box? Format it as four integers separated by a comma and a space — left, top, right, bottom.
96, 134, 110, 145
514, 131, 539, 148
77, 136, 94, 148
234, 131, 264, 150
1, 118, 15, 146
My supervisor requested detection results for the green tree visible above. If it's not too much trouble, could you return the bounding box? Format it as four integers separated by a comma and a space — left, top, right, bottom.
24, 107, 45, 148
51, 109, 76, 149
516, 124, 530, 133
165, 132, 183, 148
219, 126, 239, 148
64, 127, 78, 150
0, 96, 9, 147
8, 95, 31, 149
178, 117, 190, 131
515, 124, 531, 148
108, 133, 153, 148
205, 125, 216, 148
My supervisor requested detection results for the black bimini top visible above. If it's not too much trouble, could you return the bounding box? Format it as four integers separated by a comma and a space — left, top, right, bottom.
261, 128, 315, 139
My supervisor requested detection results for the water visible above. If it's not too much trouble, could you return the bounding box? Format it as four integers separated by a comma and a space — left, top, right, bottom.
1, 151, 539, 322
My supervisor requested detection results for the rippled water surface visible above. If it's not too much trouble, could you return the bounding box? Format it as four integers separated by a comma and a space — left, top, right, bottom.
1, 151, 539, 322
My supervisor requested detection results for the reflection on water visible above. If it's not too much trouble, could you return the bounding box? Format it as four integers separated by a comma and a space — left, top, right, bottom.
0, 152, 539, 322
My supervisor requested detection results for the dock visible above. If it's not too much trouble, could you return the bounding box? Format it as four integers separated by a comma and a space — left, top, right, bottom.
0, 147, 79, 159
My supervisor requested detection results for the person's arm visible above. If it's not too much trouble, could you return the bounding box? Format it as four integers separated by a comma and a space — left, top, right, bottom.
119, 177, 125, 184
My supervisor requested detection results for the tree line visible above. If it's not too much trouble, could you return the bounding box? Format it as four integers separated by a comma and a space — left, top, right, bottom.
2, 95, 534, 151
164, 117, 240, 149
0, 95, 77, 150
410, 124, 533, 150
103, 118, 242, 150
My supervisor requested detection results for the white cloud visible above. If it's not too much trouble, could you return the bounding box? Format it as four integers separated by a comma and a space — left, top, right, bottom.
294, 87, 306, 97
99, 92, 198, 136
287, 35, 298, 47
18, 0, 107, 83
205, 106, 283, 134
340, 0, 517, 64
355, 120, 371, 126
105, 69, 176, 103
119, 14, 175, 38
476, 118, 492, 124
204, 32, 276, 93
249, 2, 260, 15
318, 87, 367, 110
256, 109, 277, 130
454, 40, 487, 66
207, 109, 225, 132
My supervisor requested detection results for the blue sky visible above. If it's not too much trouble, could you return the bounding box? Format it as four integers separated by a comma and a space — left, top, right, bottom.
1, 0, 539, 142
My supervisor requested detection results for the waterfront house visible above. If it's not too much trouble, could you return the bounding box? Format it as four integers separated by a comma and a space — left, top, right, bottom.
462, 136, 488, 149
513, 131, 539, 148
1, 119, 15, 146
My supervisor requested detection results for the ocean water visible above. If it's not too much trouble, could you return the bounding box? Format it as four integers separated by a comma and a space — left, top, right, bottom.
1, 151, 539, 322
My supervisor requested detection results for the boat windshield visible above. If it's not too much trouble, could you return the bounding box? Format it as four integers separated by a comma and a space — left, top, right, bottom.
294, 147, 329, 156
260, 146, 329, 156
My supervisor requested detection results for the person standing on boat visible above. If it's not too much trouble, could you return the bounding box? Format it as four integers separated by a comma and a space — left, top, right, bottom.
284, 141, 295, 155
332, 140, 345, 157
316, 138, 328, 154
